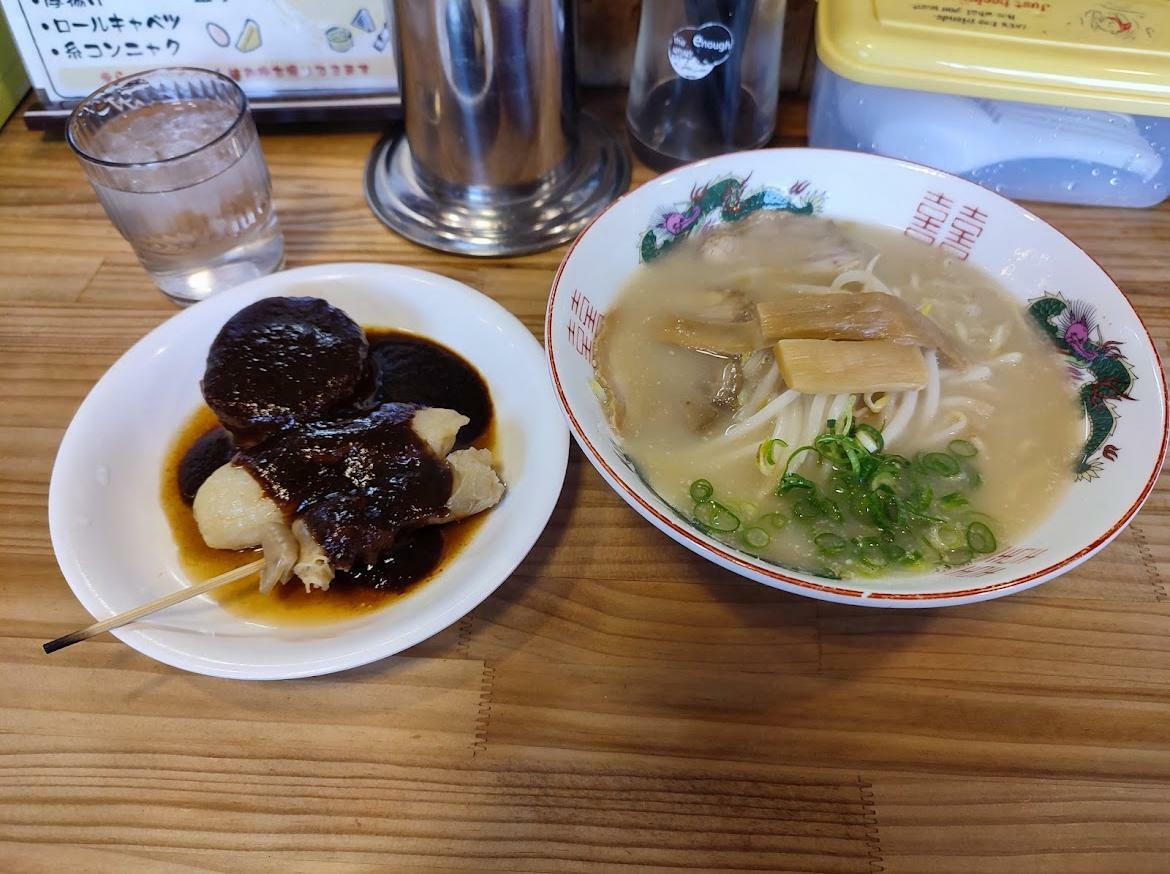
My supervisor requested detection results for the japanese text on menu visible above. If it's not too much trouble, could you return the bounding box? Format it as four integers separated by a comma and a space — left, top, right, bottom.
7, 0, 398, 99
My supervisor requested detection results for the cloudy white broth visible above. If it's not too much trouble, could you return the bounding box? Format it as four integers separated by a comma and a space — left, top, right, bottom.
593, 212, 1083, 579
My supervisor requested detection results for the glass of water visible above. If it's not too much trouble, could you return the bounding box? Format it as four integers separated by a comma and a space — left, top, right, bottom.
67, 67, 284, 305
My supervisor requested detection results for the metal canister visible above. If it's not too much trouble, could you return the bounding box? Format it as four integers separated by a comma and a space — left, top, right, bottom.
365, 0, 629, 256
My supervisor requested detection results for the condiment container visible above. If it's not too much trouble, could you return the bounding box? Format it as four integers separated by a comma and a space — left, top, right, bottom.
809, 0, 1170, 207
366, 0, 629, 257
627, 0, 787, 170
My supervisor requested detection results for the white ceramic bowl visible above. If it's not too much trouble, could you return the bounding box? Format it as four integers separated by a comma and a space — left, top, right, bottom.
50, 263, 568, 678
547, 149, 1167, 607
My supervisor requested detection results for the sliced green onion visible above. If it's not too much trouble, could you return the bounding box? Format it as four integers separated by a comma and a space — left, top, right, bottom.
761, 512, 790, 531
898, 549, 924, 566
689, 479, 714, 502
814, 434, 852, 469
854, 535, 889, 568
941, 547, 975, 567
874, 493, 902, 527
685, 415, 995, 577
850, 492, 876, 522
815, 532, 848, 555
922, 452, 961, 477
758, 437, 786, 472
909, 484, 934, 512
756, 438, 788, 471
742, 527, 770, 549
918, 535, 942, 561
793, 497, 820, 520
948, 439, 978, 458
881, 542, 908, 561
836, 400, 855, 435
857, 453, 882, 481
817, 497, 844, 523
720, 499, 757, 521
842, 442, 864, 475
939, 492, 969, 509
902, 504, 947, 524
854, 423, 884, 453
963, 511, 997, 528
936, 523, 965, 550
857, 546, 888, 569
778, 472, 816, 494
966, 521, 997, 553
694, 500, 740, 532
781, 446, 817, 478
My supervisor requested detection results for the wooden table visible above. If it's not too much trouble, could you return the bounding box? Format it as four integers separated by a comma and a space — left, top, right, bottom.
2, 96, 1169, 874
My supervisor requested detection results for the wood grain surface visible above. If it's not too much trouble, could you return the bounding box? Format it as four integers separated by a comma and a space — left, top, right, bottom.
1, 93, 1169, 873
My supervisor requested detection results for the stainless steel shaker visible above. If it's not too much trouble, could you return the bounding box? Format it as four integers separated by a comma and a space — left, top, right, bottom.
366, 0, 629, 256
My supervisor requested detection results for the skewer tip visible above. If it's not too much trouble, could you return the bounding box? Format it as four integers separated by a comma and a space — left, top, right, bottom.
43, 630, 88, 655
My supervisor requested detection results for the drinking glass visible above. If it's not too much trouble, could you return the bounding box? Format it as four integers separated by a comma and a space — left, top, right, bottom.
67, 67, 284, 305
627, 0, 786, 170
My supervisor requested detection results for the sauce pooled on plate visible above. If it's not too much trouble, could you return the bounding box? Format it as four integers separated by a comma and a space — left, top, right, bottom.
165, 309, 496, 624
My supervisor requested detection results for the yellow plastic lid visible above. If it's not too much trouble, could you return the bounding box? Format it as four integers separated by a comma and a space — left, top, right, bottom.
817, 0, 1170, 118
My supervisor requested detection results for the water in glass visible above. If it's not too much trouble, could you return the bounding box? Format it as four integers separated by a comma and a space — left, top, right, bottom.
68, 68, 284, 305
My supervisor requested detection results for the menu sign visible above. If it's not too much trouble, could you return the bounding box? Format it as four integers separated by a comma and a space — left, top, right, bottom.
2, 0, 398, 104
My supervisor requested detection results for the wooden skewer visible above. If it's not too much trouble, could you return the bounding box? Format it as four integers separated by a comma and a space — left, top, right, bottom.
43, 558, 265, 655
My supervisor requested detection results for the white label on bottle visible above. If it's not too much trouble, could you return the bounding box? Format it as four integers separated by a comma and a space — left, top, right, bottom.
668, 22, 734, 81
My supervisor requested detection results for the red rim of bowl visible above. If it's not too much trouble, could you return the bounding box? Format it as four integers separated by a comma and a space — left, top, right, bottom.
545, 147, 1170, 605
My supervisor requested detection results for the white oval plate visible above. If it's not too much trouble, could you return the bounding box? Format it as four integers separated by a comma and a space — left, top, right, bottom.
547, 149, 1168, 607
50, 263, 568, 678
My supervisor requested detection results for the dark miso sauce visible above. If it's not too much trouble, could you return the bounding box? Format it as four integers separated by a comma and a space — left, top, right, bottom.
236, 403, 454, 570
162, 330, 494, 626
367, 329, 492, 447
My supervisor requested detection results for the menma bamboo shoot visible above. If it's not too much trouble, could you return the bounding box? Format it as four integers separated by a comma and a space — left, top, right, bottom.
774, 339, 928, 394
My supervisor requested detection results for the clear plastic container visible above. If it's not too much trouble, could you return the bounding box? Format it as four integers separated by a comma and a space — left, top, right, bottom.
810, 61, 1170, 208
809, 1, 1170, 208
626, 0, 786, 171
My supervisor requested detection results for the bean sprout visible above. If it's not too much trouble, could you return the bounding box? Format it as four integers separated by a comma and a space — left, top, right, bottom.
923, 350, 941, 424
882, 389, 919, 447
941, 395, 995, 418
718, 389, 800, 440
922, 411, 970, 444
943, 365, 992, 385
988, 323, 1009, 354
737, 363, 780, 421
